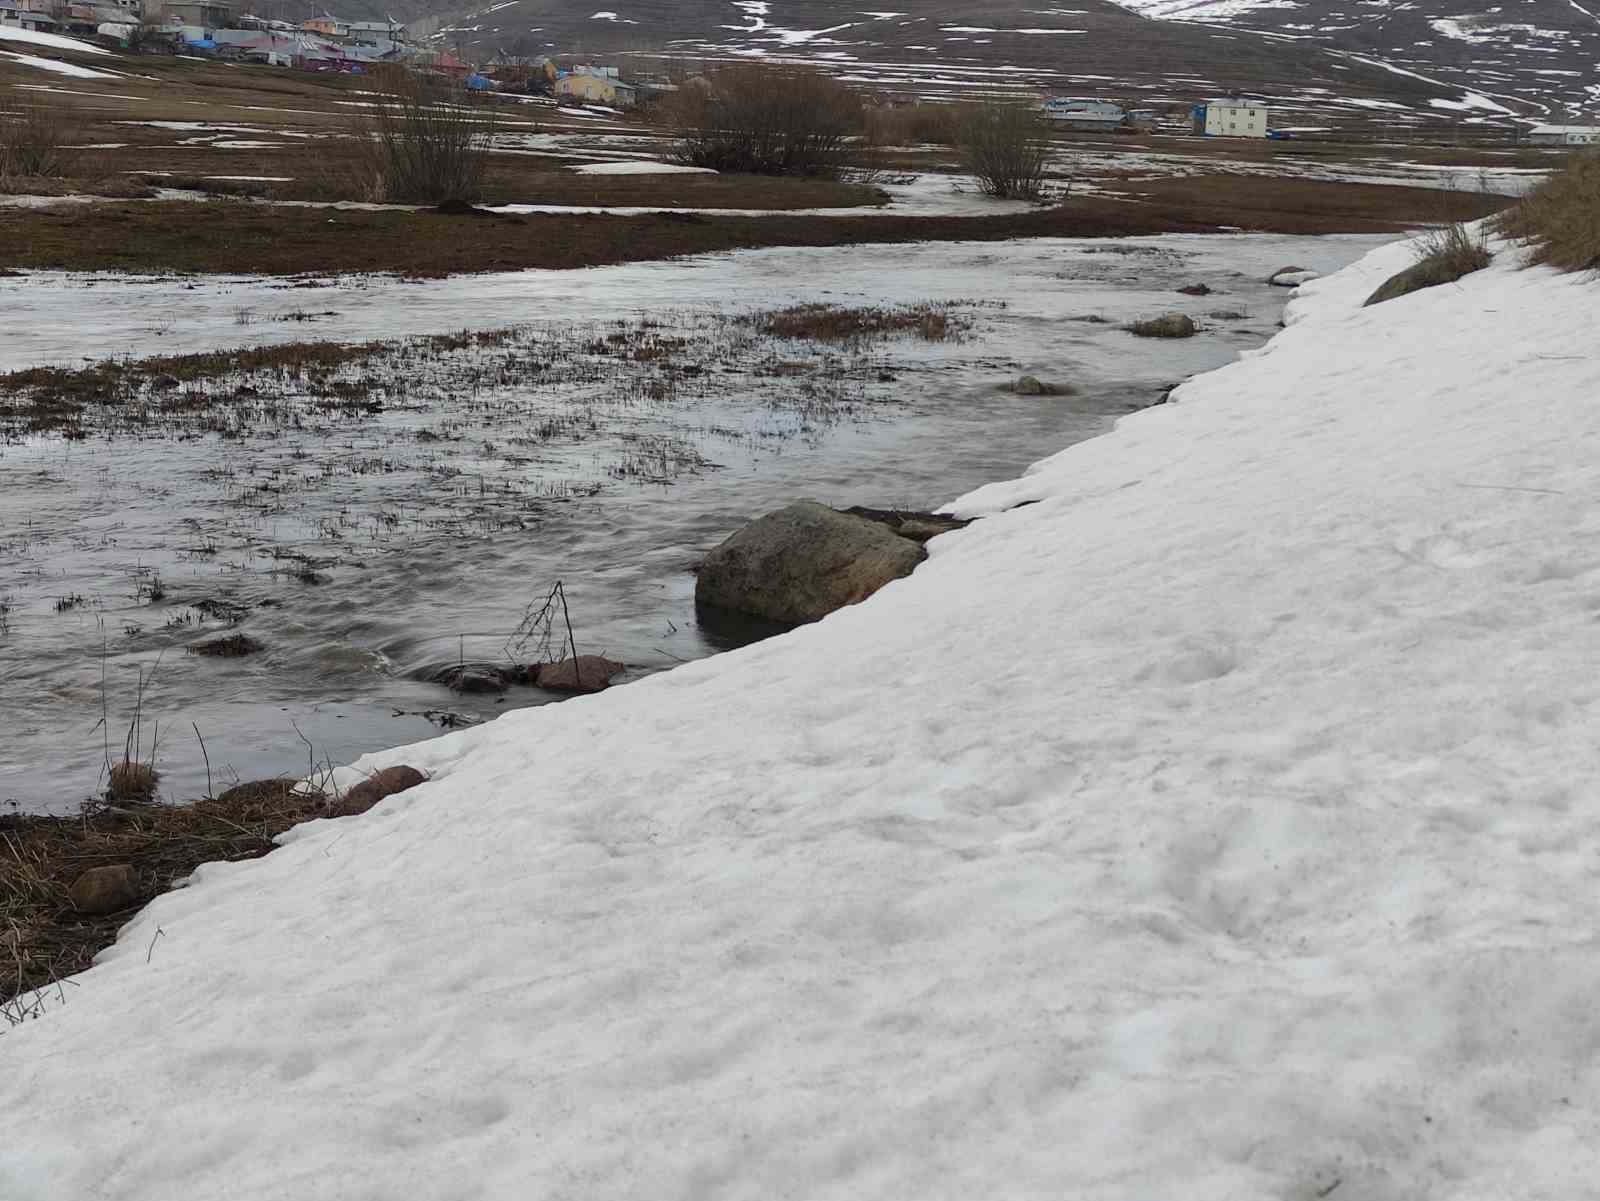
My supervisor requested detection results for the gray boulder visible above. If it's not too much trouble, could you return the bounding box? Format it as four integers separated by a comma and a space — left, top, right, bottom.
696, 500, 926, 625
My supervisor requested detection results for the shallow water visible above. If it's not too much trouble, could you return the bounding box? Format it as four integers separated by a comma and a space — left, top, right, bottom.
1, 233, 1391, 811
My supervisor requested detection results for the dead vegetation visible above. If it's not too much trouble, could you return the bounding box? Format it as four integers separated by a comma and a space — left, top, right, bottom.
661, 62, 865, 178
0, 101, 77, 180
745, 302, 972, 344
953, 102, 1050, 201
1365, 221, 1492, 305
1496, 149, 1600, 273
344, 67, 499, 205
1, 782, 329, 1013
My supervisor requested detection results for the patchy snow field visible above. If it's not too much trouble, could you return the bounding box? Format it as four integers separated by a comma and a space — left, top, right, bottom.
5, 234, 1600, 1197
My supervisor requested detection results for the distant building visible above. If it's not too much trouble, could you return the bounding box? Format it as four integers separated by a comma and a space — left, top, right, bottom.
1527, 124, 1600, 146
0, 0, 58, 30
1041, 97, 1125, 133
555, 65, 633, 106
299, 13, 343, 37
1193, 98, 1269, 138
144, 0, 229, 26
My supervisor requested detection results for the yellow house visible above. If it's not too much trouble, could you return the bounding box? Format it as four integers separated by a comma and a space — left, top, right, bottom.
555, 73, 617, 104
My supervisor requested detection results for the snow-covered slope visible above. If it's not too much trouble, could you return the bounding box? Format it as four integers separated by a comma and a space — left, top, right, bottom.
1105, 0, 1600, 116
400, 0, 1519, 122
6, 237, 1600, 1199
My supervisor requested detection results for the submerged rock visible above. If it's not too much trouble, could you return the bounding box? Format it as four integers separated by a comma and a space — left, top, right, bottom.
696, 500, 926, 625
328, 765, 427, 818
535, 655, 625, 694
68, 865, 141, 916
1127, 313, 1198, 339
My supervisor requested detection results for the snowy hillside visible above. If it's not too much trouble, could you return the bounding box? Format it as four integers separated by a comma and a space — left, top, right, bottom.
6, 235, 1600, 1198
396, 0, 1527, 123
1104, 0, 1600, 116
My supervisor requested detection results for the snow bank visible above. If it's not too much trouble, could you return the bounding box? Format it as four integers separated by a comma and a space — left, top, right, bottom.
0, 24, 110, 54
6, 239, 1600, 1200
0, 48, 121, 77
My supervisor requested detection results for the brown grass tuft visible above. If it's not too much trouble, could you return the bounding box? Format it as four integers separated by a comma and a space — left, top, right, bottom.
106, 761, 158, 803
1496, 150, 1600, 273
1365, 222, 1492, 305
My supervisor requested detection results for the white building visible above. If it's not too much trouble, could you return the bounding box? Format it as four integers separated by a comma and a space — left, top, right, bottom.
1527, 124, 1600, 146
1194, 98, 1269, 139
1041, 97, 1126, 133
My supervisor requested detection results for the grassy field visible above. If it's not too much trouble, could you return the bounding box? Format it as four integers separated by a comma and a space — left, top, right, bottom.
0, 40, 1546, 276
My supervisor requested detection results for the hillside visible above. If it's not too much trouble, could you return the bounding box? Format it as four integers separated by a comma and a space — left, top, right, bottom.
398, 0, 1541, 126
1104, 0, 1600, 117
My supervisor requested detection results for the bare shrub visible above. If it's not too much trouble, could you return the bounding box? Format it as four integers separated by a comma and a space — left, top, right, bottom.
1496, 150, 1600, 273
866, 102, 958, 147
952, 101, 1049, 201
660, 64, 864, 177
1364, 222, 1492, 305
0, 103, 78, 179
346, 68, 497, 205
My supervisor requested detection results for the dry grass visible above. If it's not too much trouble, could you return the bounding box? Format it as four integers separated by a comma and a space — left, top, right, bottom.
1496, 150, 1600, 273
0, 102, 77, 179
953, 102, 1050, 201
748, 302, 969, 344
1364, 222, 1492, 305
2, 781, 331, 1012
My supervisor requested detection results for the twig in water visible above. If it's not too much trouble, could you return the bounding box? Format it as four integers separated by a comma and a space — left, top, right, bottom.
192, 722, 214, 799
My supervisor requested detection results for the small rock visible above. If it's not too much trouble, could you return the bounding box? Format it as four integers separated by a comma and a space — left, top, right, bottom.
68, 865, 141, 916
842, 506, 971, 544
1208, 309, 1248, 320
1127, 313, 1198, 339
1176, 283, 1213, 296
327, 765, 426, 818
1014, 374, 1046, 395
1268, 265, 1320, 287
439, 665, 509, 694
190, 633, 264, 658
536, 655, 625, 694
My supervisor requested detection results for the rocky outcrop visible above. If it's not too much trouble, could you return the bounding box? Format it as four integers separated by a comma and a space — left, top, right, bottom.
328, 765, 427, 818
696, 500, 927, 625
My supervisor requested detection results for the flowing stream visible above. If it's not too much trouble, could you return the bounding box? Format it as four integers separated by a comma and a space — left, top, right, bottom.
0, 233, 1393, 812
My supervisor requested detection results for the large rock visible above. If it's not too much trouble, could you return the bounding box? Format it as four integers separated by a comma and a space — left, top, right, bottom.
696, 500, 927, 625
1127, 313, 1198, 339
535, 655, 624, 694
68, 865, 141, 916
328, 765, 426, 818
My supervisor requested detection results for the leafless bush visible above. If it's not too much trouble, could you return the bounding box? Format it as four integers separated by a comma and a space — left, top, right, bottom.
0, 102, 78, 179
865, 102, 958, 147
659, 64, 864, 177
952, 101, 1049, 201
1496, 149, 1600, 273
346, 68, 497, 205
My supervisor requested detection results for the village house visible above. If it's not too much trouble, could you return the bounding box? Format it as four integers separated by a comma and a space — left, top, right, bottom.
1040, 97, 1126, 133
298, 13, 343, 37
1192, 97, 1269, 138
143, 0, 229, 27
0, 0, 59, 31
1526, 123, 1600, 146
555, 65, 635, 107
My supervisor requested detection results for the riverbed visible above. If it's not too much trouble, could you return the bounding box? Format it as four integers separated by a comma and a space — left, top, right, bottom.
0, 232, 1393, 811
